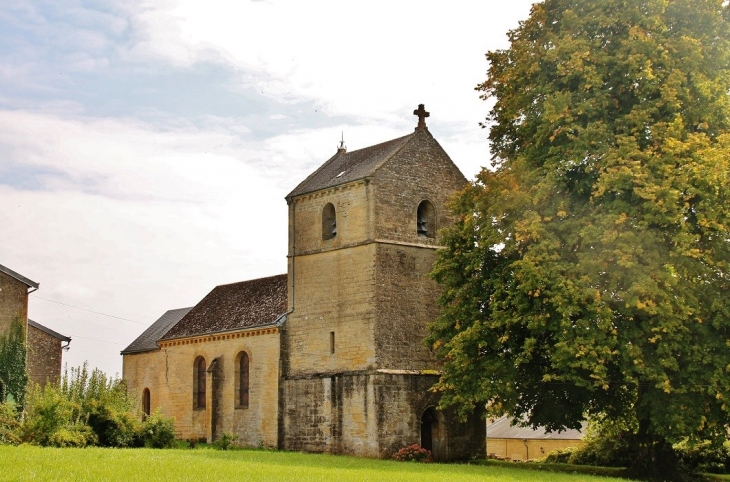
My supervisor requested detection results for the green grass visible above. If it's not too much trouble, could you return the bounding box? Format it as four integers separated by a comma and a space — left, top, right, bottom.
0, 445, 629, 482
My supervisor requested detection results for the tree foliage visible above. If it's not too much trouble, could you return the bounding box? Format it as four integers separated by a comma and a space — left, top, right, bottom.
0, 316, 28, 406
428, 1, 730, 479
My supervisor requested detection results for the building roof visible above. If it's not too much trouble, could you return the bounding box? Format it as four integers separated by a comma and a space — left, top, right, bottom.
287, 133, 414, 198
28, 319, 70, 342
160, 274, 288, 341
486, 416, 585, 441
120, 307, 193, 355
0, 264, 39, 289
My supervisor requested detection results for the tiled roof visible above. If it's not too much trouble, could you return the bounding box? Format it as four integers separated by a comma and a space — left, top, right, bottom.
160, 274, 288, 340
0, 263, 39, 289
487, 416, 585, 440
28, 319, 70, 342
287, 133, 414, 198
120, 307, 192, 355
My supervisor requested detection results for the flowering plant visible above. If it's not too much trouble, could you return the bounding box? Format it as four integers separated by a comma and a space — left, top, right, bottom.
392, 443, 433, 463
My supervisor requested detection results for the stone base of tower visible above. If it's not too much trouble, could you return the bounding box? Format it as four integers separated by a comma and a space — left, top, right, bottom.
281, 372, 485, 461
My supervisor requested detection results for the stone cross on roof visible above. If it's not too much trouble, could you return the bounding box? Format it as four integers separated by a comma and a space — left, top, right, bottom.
413, 104, 430, 131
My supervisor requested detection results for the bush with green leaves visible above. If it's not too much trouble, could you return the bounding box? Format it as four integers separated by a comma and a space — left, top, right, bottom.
140, 409, 175, 449
0, 402, 21, 445
213, 431, 238, 450
21, 363, 175, 448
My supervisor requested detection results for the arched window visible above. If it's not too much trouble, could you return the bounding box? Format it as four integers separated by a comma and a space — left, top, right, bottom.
193, 356, 206, 409
142, 388, 151, 418
322, 203, 337, 240
417, 200, 436, 238
235, 352, 250, 408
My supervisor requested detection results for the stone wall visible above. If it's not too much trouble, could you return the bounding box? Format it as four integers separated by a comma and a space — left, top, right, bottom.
123, 327, 281, 447
372, 129, 466, 246
27, 324, 63, 388
286, 244, 377, 375
282, 372, 484, 460
374, 244, 441, 369
0, 271, 28, 337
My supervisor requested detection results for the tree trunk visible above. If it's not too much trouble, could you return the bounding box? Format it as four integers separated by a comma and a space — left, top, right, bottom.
623, 410, 698, 482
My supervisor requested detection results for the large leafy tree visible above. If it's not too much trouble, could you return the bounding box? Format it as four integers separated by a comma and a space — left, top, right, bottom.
428, 1, 730, 479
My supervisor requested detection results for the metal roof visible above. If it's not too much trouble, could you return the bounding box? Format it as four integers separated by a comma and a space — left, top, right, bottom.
27, 319, 70, 342
120, 307, 192, 355
0, 263, 39, 289
487, 416, 585, 440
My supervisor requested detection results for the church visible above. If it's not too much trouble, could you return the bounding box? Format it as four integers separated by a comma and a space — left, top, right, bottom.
122, 106, 485, 460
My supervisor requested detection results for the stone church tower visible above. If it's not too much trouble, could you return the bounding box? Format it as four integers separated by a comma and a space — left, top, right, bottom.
281, 106, 484, 459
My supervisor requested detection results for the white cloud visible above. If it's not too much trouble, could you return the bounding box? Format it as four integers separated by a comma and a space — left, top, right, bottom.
125, 0, 534, 122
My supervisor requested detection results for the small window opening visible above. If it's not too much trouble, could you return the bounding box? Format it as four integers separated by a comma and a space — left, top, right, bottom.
417, 200, 436, 238
322, 203, 337, 240
237, 352, 250, 409
142, 388, 151, 418
330, 332, 335, 354
193, 356, 206, 409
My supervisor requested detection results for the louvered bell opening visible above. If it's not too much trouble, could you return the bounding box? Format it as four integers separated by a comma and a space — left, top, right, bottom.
417, 217, 428, 236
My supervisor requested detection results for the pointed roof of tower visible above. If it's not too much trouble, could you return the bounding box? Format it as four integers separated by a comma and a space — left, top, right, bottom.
287, 133, 414, 198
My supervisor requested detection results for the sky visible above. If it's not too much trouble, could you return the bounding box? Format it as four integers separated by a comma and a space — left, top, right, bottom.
1, 0, 536, 376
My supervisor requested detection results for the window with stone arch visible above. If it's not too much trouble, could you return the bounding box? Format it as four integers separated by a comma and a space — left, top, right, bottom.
417, 200, 436, 238
142, 388, 151, 418
235, 351, 250, 409
322, 203, 337, 240
193, 356, 206, 410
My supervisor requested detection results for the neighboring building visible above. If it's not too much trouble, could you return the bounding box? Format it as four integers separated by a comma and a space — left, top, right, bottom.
27, 319, 71, 389
0, 264, 71, 392
0, 264, 38, 335
122, 106, 485, 460
486, 416, 585, 461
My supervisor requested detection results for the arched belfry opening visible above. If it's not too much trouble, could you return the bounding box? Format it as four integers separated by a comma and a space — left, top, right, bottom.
322, 203, 337, 240
421, 406, 446, 461
417, 200, 436, 238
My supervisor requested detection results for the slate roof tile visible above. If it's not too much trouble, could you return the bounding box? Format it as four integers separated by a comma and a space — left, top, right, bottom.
121, 307, 192, 354
28, 319, 71, 342
0, 263, 39, 289
287, 133, 414, 198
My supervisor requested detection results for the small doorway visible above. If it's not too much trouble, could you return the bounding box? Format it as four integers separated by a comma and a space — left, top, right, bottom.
421, 407, 435, 452
421, 407, 446, 461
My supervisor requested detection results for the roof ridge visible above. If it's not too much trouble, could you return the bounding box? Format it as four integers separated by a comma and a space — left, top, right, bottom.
215, 273, 287, 288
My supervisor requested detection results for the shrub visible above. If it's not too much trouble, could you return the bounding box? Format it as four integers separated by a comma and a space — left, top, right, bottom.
0, 402, 21, 445
675, 440, 730, 474
140, 410, 175, 449
213, 432, 238, 450
543, 448, 574, 464
20, 363, 173, 449
392, 444, 433, 463
47, 422, 97, 448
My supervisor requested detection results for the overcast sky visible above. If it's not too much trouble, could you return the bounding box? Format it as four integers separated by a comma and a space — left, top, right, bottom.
1, 0, 536, 376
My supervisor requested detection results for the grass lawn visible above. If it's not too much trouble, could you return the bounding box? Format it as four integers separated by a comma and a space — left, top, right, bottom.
0, 445, 628, 482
